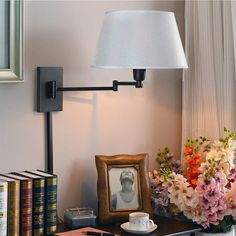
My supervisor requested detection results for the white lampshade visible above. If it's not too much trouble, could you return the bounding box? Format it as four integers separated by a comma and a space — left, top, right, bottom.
92, 10, 188, 69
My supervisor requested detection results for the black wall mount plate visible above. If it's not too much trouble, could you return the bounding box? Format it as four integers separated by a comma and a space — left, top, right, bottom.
37, 67, 63, 112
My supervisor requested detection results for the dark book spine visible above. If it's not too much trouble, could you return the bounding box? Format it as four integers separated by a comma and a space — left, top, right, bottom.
7, 181, 20, 236
33, 179, 45, 236
20, 179, 33, 236
45, 177, 57, 235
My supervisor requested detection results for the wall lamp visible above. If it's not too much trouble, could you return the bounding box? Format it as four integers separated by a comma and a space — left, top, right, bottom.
36, 10, 188, 174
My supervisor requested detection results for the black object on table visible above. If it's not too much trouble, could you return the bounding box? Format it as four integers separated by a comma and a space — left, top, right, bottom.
84, 231, 118, 236
57, 215, 201, 236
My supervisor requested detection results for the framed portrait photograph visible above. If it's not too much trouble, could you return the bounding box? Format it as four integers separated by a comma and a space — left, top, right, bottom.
95, 153, 152, 224
109, 166, 141, 211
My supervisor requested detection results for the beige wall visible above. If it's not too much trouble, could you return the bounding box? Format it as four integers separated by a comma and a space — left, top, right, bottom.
0, 1, 184, 217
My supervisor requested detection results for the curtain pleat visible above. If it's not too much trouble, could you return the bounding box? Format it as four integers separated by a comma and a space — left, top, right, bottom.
182, 0, 236, 160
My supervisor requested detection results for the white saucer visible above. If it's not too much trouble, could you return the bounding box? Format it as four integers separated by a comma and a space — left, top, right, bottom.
120, 222, 158, 234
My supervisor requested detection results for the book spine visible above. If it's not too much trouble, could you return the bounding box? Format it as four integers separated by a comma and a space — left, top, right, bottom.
20, 179, 33, 236
0, 182, 8, 236
45, 177, 57, 235
33, 179, 45, 236
7, 181, 20, 236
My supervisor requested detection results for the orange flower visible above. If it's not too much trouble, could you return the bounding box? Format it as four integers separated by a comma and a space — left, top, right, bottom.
187, 154, 201, 166
186, 153, 202, 188
190, 178, 198, 188
184, 146, 195, 156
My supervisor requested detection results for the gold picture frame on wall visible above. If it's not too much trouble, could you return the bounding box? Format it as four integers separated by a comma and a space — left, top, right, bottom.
95, 153, 152, 224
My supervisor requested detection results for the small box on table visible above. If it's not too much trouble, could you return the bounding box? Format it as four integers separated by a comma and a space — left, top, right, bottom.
64, 207, 96, 229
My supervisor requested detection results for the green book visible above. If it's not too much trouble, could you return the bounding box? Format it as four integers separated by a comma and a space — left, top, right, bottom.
0, 175, 20, 236
27, 170, 57, 236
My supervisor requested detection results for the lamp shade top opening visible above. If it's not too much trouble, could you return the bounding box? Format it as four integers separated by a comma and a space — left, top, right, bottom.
92, 10, 188, 69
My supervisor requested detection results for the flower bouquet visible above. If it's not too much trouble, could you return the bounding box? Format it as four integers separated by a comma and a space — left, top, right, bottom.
149, 128, 236, 233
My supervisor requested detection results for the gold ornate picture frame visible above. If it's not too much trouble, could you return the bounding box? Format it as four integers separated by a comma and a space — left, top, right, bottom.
95, 153, 152, 224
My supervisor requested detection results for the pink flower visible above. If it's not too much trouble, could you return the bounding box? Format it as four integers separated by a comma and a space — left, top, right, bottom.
226, 167, 236, 188
151, 129, 236, 231
226, 181, 236, 220
196, 171, 227, 228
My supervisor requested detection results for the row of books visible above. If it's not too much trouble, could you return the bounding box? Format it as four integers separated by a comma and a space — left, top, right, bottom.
0, 170, 57, 236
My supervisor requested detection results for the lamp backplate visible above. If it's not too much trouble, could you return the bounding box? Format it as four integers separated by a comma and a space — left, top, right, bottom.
37, 67, 63, 112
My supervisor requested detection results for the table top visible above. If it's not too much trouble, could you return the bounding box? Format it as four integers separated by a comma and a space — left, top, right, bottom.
57, 215, 201, 236
98, 215, 201, 236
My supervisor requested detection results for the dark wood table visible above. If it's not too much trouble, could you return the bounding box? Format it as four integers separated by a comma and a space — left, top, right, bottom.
57, 215, 201, 236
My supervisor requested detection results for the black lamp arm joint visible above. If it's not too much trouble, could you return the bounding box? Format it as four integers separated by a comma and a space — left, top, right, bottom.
45, 69, 146, 99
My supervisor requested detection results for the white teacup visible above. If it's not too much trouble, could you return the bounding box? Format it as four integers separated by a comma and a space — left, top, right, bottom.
129, 212, 154, 231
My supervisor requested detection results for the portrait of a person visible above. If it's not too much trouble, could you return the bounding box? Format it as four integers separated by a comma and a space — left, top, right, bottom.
110, 168, 139, 210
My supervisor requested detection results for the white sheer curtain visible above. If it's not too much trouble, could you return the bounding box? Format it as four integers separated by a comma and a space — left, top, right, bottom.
182, 0, 236, 153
